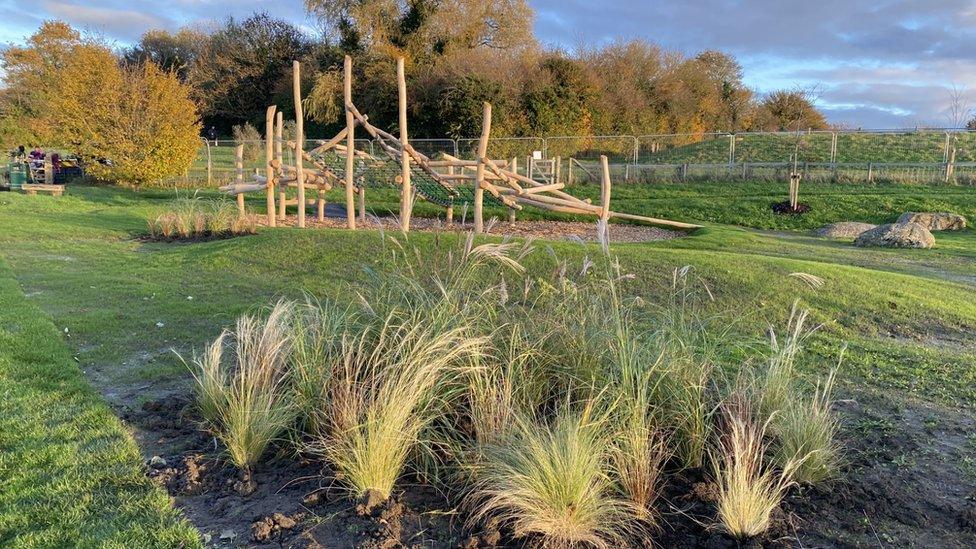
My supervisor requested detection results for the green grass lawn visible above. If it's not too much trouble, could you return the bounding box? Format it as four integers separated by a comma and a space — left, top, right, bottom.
0, 182, 973, 543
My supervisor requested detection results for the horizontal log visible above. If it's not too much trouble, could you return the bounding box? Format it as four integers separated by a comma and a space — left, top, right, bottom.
608, 211, 702, 230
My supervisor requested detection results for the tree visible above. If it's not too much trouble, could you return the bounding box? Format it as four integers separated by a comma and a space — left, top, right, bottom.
945, 85, 974, 129
0, 21, 85, 146
756, 88, 828, 132
123, 28, 207, 81
50, 45, 201, 185
189, 13, 316, 131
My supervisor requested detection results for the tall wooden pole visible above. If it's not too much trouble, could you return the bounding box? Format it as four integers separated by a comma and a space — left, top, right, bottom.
293, 61, 306, 228
599, 155, 612, 222
344, 55, 356, 229
235, 144, 244, 215
275, 111, 285, 221
397, 57, 412, 232
265, 105, 277, 227
474, 102, 492, 234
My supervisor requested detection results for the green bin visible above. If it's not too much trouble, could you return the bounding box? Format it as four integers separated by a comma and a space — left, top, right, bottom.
7, 162, 27, 189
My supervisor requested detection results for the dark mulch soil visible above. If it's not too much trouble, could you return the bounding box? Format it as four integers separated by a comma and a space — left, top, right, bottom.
124, 387, 976, 548
771, 201, 812, 215
138, 231, 255, 244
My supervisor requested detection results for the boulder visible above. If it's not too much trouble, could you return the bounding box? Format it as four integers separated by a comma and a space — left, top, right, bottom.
897, 212, 967, 231
854, 222, 934, 249
813, 222, 877, 239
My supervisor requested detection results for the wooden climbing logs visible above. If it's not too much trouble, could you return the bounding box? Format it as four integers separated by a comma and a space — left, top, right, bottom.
265, 105, 277, 227
344, 55, 356, 230
397, 57, 412, 232
599, 155, 612, 222
293, 61, 306, 228
276, 111, 286, 221
235, 144, 245, 215
474, 102, 491, 234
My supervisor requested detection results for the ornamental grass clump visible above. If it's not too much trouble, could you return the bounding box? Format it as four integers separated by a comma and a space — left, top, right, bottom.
187, 301, 297, 488
772, 370, 842, 485
309, 312, 486, 503
467, 402, 638, 548
711, 405, 802, 540
147, 197, 254, 240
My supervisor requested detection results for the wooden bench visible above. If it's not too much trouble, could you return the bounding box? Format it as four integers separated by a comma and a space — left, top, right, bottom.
22, 184, 65, 197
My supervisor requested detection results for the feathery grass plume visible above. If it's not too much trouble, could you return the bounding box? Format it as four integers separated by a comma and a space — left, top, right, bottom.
711, 404, 801, 540
467, 401, 638, 548
610, 409, 669, 526
758, 302, 819, 419
650, 265, 731, 469
310, 311, 486, 502
788, 272, 825, 289
186, 300, 297, 478
289, 296, 356, 437
773, 369, 842, 485
147, 196, 254, 239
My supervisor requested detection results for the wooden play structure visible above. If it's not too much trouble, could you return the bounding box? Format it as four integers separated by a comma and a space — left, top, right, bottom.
221, 56, 701, 233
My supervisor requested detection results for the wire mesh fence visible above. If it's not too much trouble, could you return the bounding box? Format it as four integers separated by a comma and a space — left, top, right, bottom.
179, 130, 976, 187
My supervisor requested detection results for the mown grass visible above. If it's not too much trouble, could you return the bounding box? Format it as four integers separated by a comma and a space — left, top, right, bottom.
0, 183, 973, 542
0, 257, 200, 547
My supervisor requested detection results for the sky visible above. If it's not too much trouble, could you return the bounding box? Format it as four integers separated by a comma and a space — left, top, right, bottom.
1, 0, 974, 129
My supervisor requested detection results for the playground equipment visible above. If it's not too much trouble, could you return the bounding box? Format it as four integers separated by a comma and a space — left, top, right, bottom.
221, 56, 701, 233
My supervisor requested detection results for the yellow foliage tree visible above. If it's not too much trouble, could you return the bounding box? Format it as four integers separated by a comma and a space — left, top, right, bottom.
49, 42, 200, 185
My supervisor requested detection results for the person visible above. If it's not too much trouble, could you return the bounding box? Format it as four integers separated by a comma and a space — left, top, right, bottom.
29, 146, 43, 160
206, 126, 217, 145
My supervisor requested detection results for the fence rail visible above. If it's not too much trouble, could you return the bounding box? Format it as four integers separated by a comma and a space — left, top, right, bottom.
183, 129, 976, 186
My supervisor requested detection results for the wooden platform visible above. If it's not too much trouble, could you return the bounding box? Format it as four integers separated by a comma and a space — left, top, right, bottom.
22, 184, 65, 196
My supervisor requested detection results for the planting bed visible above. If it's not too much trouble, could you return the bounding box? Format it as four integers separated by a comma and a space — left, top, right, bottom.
124, 388, 976, 547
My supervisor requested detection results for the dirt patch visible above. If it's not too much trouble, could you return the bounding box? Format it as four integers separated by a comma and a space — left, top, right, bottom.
771, 201, 812, 215
137, 231, 254, 244
130, 385, 976, 547
260, 210, 686, 244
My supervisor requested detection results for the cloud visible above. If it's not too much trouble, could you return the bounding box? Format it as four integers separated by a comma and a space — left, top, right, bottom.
532, 0, 976, 127
40, 1, 172, 41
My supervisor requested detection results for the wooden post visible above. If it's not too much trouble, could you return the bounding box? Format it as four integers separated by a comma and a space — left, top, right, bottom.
265, 106, 277, 227
275, 111, 285, 220
358, 186, 366, 224
396, 58, 412, 232
235, 144, 244, 215
511, 157, 518, 178
555, 156, 561, 185
293, 61, 306, 228
568, 157, 574, 185
599, 155, 612, 222
344, 55, 356, 230
474, 102, 492, 234
446, 164, 454, 225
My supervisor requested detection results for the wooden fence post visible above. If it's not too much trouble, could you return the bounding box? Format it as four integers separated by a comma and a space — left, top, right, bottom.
275, 111, 285, 221
235, 144, 244, 215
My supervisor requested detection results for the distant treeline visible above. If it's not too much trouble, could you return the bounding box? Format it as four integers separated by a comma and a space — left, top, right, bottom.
0, 1, 829, 183
122, 1, 827, 139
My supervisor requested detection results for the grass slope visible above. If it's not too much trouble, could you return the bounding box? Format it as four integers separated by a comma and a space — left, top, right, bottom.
0, 184, 973, 542
0, 256, 200, 548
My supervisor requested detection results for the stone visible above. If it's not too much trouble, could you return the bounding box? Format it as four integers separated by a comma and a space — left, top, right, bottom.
854, 222, 935, 249
813, 222, 877, 239
148, 455, 167, 469
897, 212, 967, 231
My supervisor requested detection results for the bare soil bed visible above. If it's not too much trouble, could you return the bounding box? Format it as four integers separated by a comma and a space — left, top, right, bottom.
258, 210, 684, 244
119, 385, 976, 547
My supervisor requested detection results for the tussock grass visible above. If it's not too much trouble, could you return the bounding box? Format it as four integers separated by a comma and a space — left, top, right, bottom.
712, 405, 801, 540
147, 196, 254, 240
187, 301, 296, 477
309, 312, 486, 500
467, 402, 638, 548
773, 370, 842, 485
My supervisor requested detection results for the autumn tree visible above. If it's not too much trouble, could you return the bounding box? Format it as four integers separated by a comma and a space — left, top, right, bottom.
49, 42, 200, 184
756, 89, 828, 131
0, 21, 85, 146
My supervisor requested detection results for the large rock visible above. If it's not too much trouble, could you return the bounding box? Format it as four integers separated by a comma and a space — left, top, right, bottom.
854, 222, 935, 249
813, 222, 877, 239
897, 212, 967, 231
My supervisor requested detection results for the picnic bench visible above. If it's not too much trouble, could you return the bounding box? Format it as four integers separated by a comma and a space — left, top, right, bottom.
22, 184, 65, 196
